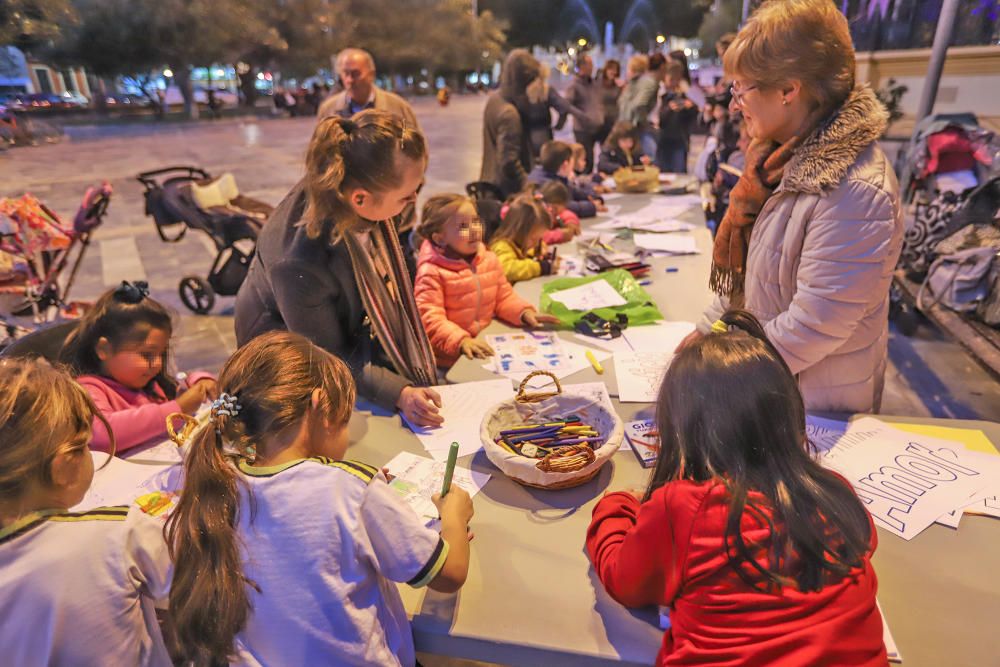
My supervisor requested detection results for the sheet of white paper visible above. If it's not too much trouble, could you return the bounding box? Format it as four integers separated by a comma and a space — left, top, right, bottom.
599, 204, 623, 218
71, 452, 178, 512
633, 233, 700, 254
805, 415, 849, 455
819, 418, 1000, 540
601, 191, 624, 201
578, 230, 619, 245
483, 340, 611, 387
383, 451, 490, 523
402, 379, 514, 460
660, 193, 702, 207
548, 280, 628, 310
485, 331, 570, 375
637, 220, 697, 233
572, 332, 635, 355
623, 321, 696, 353
122, 439, 185, 464
556, 255, 586, 276
614, 351, 673, 402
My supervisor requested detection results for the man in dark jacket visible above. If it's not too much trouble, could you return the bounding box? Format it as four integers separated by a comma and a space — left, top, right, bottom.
480, 49, 540, 197
563, 53, 604, 174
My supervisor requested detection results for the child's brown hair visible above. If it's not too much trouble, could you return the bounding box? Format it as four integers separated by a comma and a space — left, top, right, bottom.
603, 120, 639, 152
0, 357, 113, 501
415, 193, 474, 243
539, 180, 570, 208
492, 193, 551, 252
539, 140, 574, 174
165, 330, 356, 665
303, 109, 427, 240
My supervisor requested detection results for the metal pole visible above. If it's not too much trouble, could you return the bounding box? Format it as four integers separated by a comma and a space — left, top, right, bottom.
916, 0, 961, 122
741, 0, 751, 25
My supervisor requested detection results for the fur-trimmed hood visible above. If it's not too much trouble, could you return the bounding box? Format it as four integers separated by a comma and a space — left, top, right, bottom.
782, 85, 889, 195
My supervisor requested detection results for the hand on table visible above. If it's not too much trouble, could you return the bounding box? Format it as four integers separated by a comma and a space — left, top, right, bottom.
176, 378, 218, 414
460, 337, 495, 359
592, 198, 608, 213
639, 155, 652, 165
522, 309, 560, 329
397, 386, 444, 427
433, 485, 475, 529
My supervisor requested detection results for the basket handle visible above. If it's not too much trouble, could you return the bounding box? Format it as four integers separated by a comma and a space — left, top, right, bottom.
536, 444, 597, 473
166, 412, 200, 447
516, 371, 562, 404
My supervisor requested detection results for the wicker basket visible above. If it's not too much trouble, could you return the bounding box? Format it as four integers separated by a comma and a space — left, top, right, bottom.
613, 165, 662, 193
479, 371, 624, 489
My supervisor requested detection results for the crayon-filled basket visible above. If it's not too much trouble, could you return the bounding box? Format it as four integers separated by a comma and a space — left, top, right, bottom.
480, 371, 624, 489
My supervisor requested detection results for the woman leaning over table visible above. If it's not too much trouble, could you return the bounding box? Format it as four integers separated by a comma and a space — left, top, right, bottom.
680, 0, 904, 415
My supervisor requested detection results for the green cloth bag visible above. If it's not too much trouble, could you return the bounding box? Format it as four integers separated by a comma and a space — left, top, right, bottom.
539, 269, 663, 329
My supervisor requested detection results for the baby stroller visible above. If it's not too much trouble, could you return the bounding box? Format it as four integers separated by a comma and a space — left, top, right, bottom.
136, 166, 272, 314
0, 184, 111, 333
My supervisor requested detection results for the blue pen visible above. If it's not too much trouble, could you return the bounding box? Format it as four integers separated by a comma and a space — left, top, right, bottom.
639, 279, 652, 286
665, 267, 679, 273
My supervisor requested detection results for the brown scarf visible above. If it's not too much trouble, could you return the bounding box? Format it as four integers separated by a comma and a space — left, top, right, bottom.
343, 219, 438, 387
709, 111, 825, 300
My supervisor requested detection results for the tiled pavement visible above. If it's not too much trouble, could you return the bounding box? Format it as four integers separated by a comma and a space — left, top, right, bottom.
2, 94, 998, 420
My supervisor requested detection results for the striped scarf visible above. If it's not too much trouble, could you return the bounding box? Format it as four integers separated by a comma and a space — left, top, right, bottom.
343, 219, 437, 387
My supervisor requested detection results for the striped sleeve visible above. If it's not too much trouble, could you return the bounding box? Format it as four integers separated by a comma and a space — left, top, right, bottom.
360, 476, 450, 588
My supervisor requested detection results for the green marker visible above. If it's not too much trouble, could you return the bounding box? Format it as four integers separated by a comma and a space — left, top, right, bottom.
441, 441, 460, 496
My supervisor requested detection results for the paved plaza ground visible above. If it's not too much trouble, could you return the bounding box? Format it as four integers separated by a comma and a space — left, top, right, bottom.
2, 94, 998, 420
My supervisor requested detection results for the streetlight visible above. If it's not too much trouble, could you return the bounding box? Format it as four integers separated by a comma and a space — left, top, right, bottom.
577, 37, 587, 47
656, 34, 666, 45
163, 68, 174, 78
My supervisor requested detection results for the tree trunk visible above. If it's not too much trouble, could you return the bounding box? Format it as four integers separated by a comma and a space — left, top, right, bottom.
238, 65, 258, 107
174, 66, 199, 120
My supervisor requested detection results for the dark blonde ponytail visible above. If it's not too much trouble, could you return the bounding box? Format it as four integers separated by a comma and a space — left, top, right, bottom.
165, 331, 356, 665
302, 110, 427, 240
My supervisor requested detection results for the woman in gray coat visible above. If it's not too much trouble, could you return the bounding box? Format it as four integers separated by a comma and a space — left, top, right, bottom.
684, 0, 904, 414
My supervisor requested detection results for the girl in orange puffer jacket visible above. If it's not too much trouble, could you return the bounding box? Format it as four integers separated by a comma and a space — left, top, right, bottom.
414, 194, 560, 368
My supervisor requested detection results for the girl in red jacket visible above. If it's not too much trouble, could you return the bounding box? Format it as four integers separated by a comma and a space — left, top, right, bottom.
413, 194, 558, 368
60, 282, 217, 454
587, 309, 886, 667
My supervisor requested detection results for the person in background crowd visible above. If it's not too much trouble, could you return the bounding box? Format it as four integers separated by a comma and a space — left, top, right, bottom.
656, 61, 699, 173
597, 120, 650, 176
481, 49, 541, 197
594, 59, 623, 149
618, 53, 666, 160
318, 48, 420, 132
563, 53, 605, 174
523, 64, 582, 159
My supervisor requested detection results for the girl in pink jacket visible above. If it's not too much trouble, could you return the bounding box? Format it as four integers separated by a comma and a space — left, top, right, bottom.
60, 281, 217, 455
414, 195, 559, 368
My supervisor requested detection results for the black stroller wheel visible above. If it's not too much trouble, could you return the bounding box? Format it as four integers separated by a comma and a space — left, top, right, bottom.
179, 276, 215, 314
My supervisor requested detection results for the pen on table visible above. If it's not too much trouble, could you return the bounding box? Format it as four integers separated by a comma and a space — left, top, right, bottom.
665, 267, 679, 273
585, 349, 604, 374
441, 441, 459, 496
639, 279, 652, 286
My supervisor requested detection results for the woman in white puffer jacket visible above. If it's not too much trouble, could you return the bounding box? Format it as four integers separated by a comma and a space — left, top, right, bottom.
684, 0, 904, 414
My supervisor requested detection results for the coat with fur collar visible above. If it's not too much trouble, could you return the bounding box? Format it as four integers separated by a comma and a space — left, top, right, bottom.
699, 85, 904, 414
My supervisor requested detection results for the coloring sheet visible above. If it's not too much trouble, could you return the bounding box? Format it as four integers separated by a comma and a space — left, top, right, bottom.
623, 321, 695, 353
548, 280, 627, 311
72, 452, 178, 512
818, 418, 1000, 540
402, 378, 514, 461
632, 233, 700, 254
483, 339, 611, 387
486, 332, 569, 375
614, 351, 673, 402
383, 451, 490, 524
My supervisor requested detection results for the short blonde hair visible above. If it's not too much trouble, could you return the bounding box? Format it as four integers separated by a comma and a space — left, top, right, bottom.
627, 55, 649, 77
724, 0, 855, 113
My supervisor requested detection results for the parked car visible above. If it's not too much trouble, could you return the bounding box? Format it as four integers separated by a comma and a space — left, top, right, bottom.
161, 86, 239, 107
59, 91, 89, 107
103, 93, 150, 107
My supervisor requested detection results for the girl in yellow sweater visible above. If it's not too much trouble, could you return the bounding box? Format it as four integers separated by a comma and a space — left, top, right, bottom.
489, 194, 562, 283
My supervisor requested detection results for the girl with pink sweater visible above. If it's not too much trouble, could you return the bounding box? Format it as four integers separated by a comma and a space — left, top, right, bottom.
60, 281, 216, 454
414, 195, 559, 368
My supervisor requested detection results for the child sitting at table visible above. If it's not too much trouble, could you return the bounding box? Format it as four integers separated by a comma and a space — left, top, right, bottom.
587, 310, 885, 667
489, 193, 562, 283
528, 140, 605, 218
538, 181, 582, 244
162, 331, 474, 666
413, 194, 556, 367
61, 281, 216, 455
597, 121, 651, 177
0, 357, 173, 665
570, 143, 607, 196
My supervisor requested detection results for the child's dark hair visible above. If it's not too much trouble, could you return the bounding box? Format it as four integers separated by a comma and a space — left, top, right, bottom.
540, 140, 574, 174
415, 193, 473, 243
493, 193, 551, 250
648, 309, 871, 593
165, 330, 356, 665
539, 180, 570, 207
60, 281, 178, 397
603, 121, 639, 152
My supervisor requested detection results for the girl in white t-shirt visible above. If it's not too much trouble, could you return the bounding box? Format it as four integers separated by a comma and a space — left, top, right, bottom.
0, 358, 172, 667
163, 330, 474, 666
